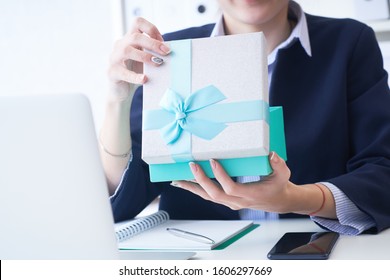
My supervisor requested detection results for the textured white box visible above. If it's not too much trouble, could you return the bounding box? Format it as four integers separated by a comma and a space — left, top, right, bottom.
142, 32, 269, 164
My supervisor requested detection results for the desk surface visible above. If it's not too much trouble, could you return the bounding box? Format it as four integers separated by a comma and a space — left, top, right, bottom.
191, 219, 390, 260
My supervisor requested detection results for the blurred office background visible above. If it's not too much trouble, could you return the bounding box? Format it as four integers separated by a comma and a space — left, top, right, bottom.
1, 0, 390, 130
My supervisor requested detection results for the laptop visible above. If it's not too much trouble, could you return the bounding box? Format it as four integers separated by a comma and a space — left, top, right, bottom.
0, 93, 194, 260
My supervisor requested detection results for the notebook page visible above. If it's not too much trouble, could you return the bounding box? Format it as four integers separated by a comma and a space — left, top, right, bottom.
118, 220, 253, 250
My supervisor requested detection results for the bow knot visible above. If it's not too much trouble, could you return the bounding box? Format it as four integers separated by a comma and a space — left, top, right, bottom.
175, 111, 187, 122
159, 85, 228, 145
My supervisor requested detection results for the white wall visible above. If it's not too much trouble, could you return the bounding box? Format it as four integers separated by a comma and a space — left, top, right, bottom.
122, 0, 220, 34
295, 0, 389, 21
0, 0, 117, 129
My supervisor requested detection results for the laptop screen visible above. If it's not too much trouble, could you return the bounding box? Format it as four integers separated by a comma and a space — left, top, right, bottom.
0, 94, 119, 259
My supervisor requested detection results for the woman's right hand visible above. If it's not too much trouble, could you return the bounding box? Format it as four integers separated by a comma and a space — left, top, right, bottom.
101, 18, 170, 192
107, 17, 171, 101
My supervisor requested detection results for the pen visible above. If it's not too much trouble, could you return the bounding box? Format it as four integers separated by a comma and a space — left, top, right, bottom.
166, 228, 215, 244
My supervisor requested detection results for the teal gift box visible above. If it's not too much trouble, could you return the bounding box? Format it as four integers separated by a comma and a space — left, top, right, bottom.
142, 32, 286, 182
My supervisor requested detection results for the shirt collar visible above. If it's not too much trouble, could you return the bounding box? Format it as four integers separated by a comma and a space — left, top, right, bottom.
210, 1, 312, 65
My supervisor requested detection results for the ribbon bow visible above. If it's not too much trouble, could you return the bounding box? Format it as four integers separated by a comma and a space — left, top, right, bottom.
159, 85, 228, 145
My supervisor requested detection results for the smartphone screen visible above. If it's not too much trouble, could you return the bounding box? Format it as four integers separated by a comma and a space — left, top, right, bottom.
267, 232, 339, 260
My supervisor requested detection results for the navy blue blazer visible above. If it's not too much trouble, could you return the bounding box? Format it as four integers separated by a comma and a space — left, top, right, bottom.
111, 14, 390, 233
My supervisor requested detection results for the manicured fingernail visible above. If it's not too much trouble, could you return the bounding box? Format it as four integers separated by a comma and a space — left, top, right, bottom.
170, 181, 180, 187
189, 162, 197, 173
160, 44, 171, 54
209, 159, 216, 169
270, 152, 279, 163
151, 56, 164, 65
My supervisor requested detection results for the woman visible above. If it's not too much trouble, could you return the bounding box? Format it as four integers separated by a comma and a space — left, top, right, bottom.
100, 0, 390, 235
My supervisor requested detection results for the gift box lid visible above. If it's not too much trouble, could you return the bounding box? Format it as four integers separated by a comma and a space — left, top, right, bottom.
142, 32, 269, 164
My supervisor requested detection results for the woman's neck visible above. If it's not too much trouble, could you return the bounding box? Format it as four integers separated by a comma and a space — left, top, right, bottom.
223, 12, 292, 54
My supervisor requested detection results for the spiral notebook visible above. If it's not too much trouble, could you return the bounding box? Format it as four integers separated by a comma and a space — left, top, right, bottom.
115, 211, 255, 250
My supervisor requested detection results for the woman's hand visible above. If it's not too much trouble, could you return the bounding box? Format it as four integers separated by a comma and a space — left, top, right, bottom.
172, 152, 337, 218
101, 17, 170, 192
107, 17, 171, 101
172, 152, 293, 212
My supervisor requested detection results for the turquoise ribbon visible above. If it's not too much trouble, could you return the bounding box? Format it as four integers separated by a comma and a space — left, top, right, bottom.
158, 85, 228, 145
142, 39, 269, 162
144, 95, 269, 138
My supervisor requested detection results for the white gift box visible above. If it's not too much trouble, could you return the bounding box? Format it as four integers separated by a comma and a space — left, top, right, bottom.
142, 32, 273, 181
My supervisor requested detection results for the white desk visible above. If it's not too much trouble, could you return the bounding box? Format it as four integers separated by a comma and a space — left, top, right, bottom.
191, 219, 390, 260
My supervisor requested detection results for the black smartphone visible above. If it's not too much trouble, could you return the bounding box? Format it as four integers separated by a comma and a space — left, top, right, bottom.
267, 232, 339, 260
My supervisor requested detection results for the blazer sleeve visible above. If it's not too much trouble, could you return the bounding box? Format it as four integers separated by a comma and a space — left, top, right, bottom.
328, 26, 390, 233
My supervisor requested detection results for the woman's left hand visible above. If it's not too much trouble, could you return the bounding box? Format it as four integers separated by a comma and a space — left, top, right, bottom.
172, 152, 297, 213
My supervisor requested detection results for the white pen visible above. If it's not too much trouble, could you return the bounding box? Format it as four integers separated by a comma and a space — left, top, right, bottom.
166, 228, 215, 244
